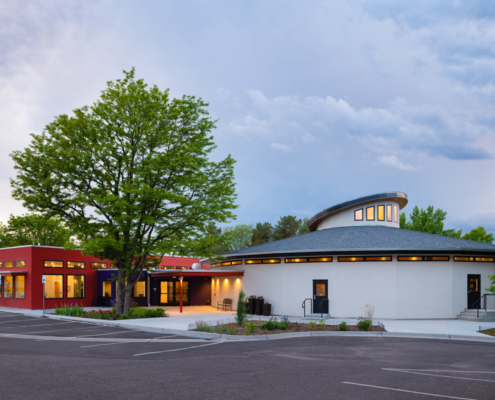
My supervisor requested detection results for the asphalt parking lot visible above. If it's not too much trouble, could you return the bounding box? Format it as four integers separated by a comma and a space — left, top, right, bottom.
0, 311, 494, 399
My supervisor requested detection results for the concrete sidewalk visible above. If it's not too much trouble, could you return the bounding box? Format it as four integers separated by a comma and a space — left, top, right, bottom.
1, 305, 495, 339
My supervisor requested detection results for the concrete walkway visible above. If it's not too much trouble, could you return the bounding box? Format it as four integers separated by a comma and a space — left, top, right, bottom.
1, 305, 495, 339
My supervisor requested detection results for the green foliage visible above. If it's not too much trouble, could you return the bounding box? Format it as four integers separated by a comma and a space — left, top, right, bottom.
206, 223, 231, 255
223, 224, 254, 251
235, 288, 248, 325
128, 307, 165, 318
486, 275, 495, 294
402, 205, 447, 235
273, 215, 304, 241
338, 321, 348, 331
243, 321, 257, 335
55, 303, 84, 316
357, 318, 372, 331
251, 222, 274, 246
10, 68, 237, 315
319, 318, 326, 328
195, 320, 236, 335
0, 213, 72, 248
462, 226, 494, 244
308, 321, 316, 331
260, 318, 288, 331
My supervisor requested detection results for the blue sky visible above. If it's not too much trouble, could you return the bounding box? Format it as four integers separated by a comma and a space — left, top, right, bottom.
1, 0, 495, 233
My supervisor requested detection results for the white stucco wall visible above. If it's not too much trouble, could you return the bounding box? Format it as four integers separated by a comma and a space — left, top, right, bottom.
317, 200, 400, 230
211, 257, 495, 319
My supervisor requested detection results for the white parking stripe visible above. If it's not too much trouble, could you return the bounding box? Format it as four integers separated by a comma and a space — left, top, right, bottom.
0, 319, 36, 324
3, 322, 77, 329
342, 382, 478, 399
387, 369, 495, 374
133, 341, 224, 357
76, 330, 133, 338
80, 342, 133, 348
0, 325, 106, 336
0, 315, 25, 319
383, 369, 495, 383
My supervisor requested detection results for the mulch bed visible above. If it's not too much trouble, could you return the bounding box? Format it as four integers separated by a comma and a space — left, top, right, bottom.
195, 320, 386, 335
480, 328, 495, 336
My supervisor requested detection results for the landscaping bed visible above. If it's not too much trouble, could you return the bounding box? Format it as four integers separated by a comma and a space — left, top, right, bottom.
193, 319, 385, 335
480, 328, 495, 337
53, 303, 167, 320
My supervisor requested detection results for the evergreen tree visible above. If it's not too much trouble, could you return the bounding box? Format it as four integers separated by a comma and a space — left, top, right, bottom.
251, 222, 273, 246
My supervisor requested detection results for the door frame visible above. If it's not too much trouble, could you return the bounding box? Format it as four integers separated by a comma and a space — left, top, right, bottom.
158, 279, 190, 307
313, 279, 329, 314
467, 274, 481, 309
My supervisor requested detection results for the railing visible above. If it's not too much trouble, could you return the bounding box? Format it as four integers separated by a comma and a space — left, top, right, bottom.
472, 294, 495, 318
319, 298, 329, 318
302, 298, 312, 317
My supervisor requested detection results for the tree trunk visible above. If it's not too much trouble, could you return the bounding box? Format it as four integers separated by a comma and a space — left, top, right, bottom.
116, 269, 126, 315
123, 284, 133, 314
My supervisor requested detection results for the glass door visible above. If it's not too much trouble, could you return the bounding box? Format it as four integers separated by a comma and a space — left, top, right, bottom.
160, 281, 173, 305
160, 281, 189, 306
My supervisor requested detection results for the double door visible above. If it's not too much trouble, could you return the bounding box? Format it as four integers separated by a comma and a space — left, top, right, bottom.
159, 280, 189, 306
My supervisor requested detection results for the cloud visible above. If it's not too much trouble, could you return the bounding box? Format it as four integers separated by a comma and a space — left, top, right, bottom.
271, 142, 293, 153
378, 155, 415, 171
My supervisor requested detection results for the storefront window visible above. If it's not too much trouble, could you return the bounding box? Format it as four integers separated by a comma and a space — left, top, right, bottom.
45, 275, 63, 298
4, 276, 13, 298
134, 281, 146, 298
44, 261, 63, 268
68, 262, 85, 269
67, 275, 85, 298
15, 276, 25, 299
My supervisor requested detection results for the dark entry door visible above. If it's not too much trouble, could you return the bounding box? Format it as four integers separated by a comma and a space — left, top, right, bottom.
313, 280, 328, 314
467, 275, 481, 309
159, 280, 189, 306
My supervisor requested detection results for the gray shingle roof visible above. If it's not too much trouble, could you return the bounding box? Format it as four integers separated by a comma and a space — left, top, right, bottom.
224, 226, 495, 257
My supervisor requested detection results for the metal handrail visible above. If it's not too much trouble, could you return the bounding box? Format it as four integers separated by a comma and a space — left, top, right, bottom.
319, 298, 329, 318
302, 298, 312, 317
472, 293, 495, 318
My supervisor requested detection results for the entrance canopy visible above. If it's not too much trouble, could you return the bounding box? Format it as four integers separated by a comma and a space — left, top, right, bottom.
0, 271, 27, 276
150, 270, 243, 277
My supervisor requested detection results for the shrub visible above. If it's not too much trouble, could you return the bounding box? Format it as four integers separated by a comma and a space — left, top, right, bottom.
309, 321, 316, 331
338, 321, 348, 331
236, 288, 248, 325
129, 307, 165, 319
319, 318, 326, 328
357, 318, 372, 331
244, 321, 256, 335
55, 303, 84, 317
260, 318, 289, 331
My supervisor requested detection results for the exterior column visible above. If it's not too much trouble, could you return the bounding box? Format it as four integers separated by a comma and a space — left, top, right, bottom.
180, 276, 183, 313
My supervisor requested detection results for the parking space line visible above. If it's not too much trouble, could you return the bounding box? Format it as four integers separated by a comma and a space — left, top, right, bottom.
0, 315, 25, 319
76, 330, 134, 338
0, 325, 107, 336
80, 342, 133, 348
389, 369, 495, 374
342, 382, 478, 399
133, 341, 224, 357
0, 319, 37, 324
153, 334, 178, 339
383, 369, 495, 383
3, 322, 77, 329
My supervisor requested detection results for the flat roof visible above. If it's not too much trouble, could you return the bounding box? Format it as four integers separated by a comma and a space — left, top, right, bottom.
149, 270, 243, 277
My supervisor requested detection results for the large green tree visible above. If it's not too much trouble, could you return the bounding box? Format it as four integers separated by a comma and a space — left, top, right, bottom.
461, 226, 494, 244
251, 222, 273, 246
223, 224, 253, 251
0, 213, 72, 248
10, 69, 237, 314
273, 215, 302, 240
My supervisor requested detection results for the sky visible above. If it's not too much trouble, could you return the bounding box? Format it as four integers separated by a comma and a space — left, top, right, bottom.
2, 0, 495, 233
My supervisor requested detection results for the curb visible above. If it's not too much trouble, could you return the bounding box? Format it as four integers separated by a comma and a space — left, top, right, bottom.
5, 311, 495, 344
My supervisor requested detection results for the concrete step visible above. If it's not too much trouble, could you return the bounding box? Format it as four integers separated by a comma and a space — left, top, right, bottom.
458, 316, 482, 322
304, 313, 330, 320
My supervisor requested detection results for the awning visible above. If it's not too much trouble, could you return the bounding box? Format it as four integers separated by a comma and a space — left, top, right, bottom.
150, 270, 243, 277
0, 271, 27, 276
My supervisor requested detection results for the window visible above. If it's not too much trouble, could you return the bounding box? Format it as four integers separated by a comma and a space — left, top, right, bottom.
366, 256, 392, 261
67, 275, 85, 298
0, 277, 2, 297
476, 257, 494, 262
262, 259, 281, 264
91, 262, 107, 269
246, 260, 262, 264
102, 281, 112, 297
339, 257, 364, 262
366, 206, 375, 221
0, 262, 2, 268
134, 281, 146, 297
213, 263, 220, 267
354, 209, 363, 221
309, 257, 333, 262
285, 258, 308, 263
4, 276, 13, 298
386, 205, 392, 222
68, 262, 85, 269
15, 260, 26, 268
394, 205, 398, 223
15, 276, 25, 299
44, 261, 63, 268
45, 275, 63, 299
4, 261, 13, 268
160, 265, 174, 270
424, 256, 449, 261
398, 256, 449, 261
377, 205, 385, 221
176, 266, 187, 270
454, 256, 474, 262
221, 261, 232, 266
231, 260, 242, 265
